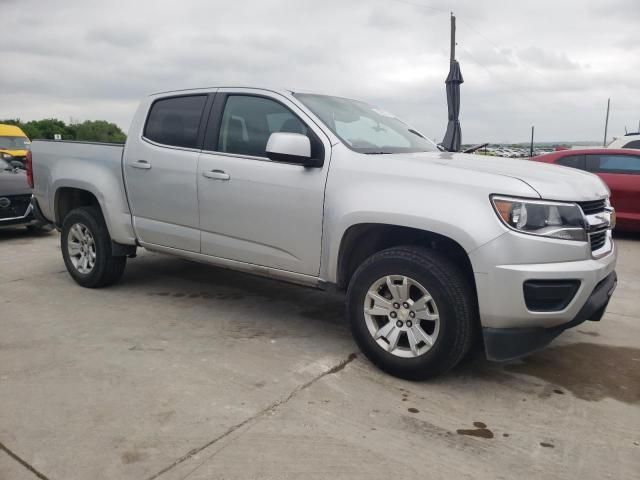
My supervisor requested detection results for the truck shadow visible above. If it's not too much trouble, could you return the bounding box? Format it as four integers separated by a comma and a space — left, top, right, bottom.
453, 341, 640, 405
119, 254, 639, 403
0, 225, 54, 241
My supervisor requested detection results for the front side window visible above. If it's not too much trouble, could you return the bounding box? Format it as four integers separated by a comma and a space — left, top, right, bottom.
218, 95, 312, 158
294, 93, 437, 154
623, 140, 640, 149
587, 154, 640, 174
556, 155, 585, 169
144, 95, 207, 148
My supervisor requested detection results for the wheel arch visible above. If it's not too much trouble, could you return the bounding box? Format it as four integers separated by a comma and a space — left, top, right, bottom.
54, 187, 101, 227
335, 223, 476, 297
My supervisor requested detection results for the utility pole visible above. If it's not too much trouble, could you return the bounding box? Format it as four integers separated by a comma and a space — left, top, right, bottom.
530, 126, 535, 157
450, 12, 456, 63
603, 98, 610, 147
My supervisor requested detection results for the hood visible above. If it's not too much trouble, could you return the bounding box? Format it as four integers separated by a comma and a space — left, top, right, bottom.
0, 169, 31, 196
395, 151, 609, 201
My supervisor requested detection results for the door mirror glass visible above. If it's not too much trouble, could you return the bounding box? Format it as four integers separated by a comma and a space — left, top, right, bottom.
266, 132, 319, 166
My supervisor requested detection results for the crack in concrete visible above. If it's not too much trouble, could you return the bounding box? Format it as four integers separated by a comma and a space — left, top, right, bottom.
146, 352, 358, 480
0, 441, 50, 480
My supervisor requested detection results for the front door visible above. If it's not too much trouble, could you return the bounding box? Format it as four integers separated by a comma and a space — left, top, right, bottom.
197, 91, 331, 275
124, 94, 208, 252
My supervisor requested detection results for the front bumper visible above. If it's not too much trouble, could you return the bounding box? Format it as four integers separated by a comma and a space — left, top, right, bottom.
0, 196, 34, 226
0, 196, 50, 228
469, 227, 617, 361
483, 271, 617, 361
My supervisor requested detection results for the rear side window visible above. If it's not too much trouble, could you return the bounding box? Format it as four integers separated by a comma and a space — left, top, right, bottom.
623, 140, 640, 149
556, 155, 585, 169
587, 154, 640, 174
144, 95, 207, 148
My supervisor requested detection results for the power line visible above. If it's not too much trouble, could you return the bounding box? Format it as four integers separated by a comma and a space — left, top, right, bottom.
385, 0, 450, 15
457, 17, 548, 80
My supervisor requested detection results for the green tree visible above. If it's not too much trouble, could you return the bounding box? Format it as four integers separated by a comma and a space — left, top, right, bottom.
72, 120, 126, 143
1, 118, 126, 143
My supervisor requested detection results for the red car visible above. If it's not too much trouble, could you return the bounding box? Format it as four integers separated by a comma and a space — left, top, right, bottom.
531, 148, 640, 232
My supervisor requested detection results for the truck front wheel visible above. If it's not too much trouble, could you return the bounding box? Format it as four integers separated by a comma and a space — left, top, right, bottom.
347, 246, 475, 380
61, 206, 126, 288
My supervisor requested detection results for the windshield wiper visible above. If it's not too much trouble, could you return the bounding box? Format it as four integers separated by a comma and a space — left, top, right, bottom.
408, 128, 426, 139
364, 151, 394, 155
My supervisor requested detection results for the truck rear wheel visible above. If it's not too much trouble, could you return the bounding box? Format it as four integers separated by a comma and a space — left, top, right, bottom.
61, 206, 126, 288
346, 246, 475, 380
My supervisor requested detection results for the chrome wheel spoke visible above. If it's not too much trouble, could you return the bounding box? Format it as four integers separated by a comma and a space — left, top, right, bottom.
413, 295, 438, 321
397, 276, 410, 301
385, 326, 401, 351
385, 276, 402, 300
67, 222, 96, 274
365, 291, 393, 316
374, 321, 395, 340
406, 328, 420, 356
68, 242, 82, 256
412, 325, 434, 347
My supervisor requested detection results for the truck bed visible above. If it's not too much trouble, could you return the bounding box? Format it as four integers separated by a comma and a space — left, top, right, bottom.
31, 139, 136, 244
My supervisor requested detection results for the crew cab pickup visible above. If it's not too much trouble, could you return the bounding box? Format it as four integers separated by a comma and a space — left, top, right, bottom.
30, 87, 617, 379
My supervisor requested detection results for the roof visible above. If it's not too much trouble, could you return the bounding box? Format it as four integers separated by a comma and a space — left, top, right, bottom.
148, 86, 293, 97
0, 124, 28, 137
533, 148, 640, 159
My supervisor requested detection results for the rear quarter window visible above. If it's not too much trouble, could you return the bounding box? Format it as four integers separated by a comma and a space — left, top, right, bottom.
144, 95, 207, 148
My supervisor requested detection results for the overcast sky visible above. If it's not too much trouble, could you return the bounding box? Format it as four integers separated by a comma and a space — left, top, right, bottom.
1, 0, 638, 143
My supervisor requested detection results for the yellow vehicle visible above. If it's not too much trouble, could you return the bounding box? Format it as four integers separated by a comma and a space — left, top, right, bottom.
0, 124, 31, 165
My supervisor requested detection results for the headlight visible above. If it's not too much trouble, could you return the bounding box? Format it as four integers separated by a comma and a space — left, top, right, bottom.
491, 195, 586, 242
0, 152, 13, 160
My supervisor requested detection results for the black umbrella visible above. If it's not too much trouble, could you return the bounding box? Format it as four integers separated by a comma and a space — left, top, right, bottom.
442, 59, 464, 152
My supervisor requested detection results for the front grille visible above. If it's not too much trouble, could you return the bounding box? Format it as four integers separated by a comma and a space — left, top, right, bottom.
577, 199, 606, 215
0, 194, 31, 219
589, 228, 608, 251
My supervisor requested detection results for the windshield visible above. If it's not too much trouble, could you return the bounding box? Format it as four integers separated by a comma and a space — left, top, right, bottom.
294, 93, 437, 154
0, 136, 30, 150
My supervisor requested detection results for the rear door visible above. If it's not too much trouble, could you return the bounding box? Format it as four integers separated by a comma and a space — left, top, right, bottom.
196, 90, 331, 275
123, 94, 211, 252
586, 153, 640, 227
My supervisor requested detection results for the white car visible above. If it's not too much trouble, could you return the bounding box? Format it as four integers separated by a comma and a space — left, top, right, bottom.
607, 133, 640, 149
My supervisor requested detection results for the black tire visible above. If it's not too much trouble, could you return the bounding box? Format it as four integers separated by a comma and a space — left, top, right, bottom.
61, 206, 126, 288
346, 246, 476, 380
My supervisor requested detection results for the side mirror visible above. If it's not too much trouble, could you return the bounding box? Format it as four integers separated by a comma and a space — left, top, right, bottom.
266, 132, 322, 167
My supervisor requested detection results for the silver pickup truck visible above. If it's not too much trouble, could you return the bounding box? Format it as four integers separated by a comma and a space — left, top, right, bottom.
30, 87, 617, 379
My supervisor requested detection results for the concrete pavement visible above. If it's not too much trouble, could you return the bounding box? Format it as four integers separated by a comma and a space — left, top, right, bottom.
1, 228, 638, 480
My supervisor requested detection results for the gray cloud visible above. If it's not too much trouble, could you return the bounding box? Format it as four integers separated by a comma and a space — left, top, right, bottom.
0, 0, 638, 142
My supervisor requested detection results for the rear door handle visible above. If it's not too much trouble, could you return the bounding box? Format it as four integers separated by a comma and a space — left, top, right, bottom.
131, 160, 152, 170
202, 170, 230, 181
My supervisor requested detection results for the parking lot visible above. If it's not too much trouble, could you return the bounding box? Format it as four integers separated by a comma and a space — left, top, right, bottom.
1, 228, 638, 480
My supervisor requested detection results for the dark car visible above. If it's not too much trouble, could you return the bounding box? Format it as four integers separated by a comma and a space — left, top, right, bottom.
0, 158, 51, 231
531, 148, 640, 232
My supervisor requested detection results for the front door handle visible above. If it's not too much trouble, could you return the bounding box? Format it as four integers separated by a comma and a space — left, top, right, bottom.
202, 170, 230, 181
131, 160, 152, 170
